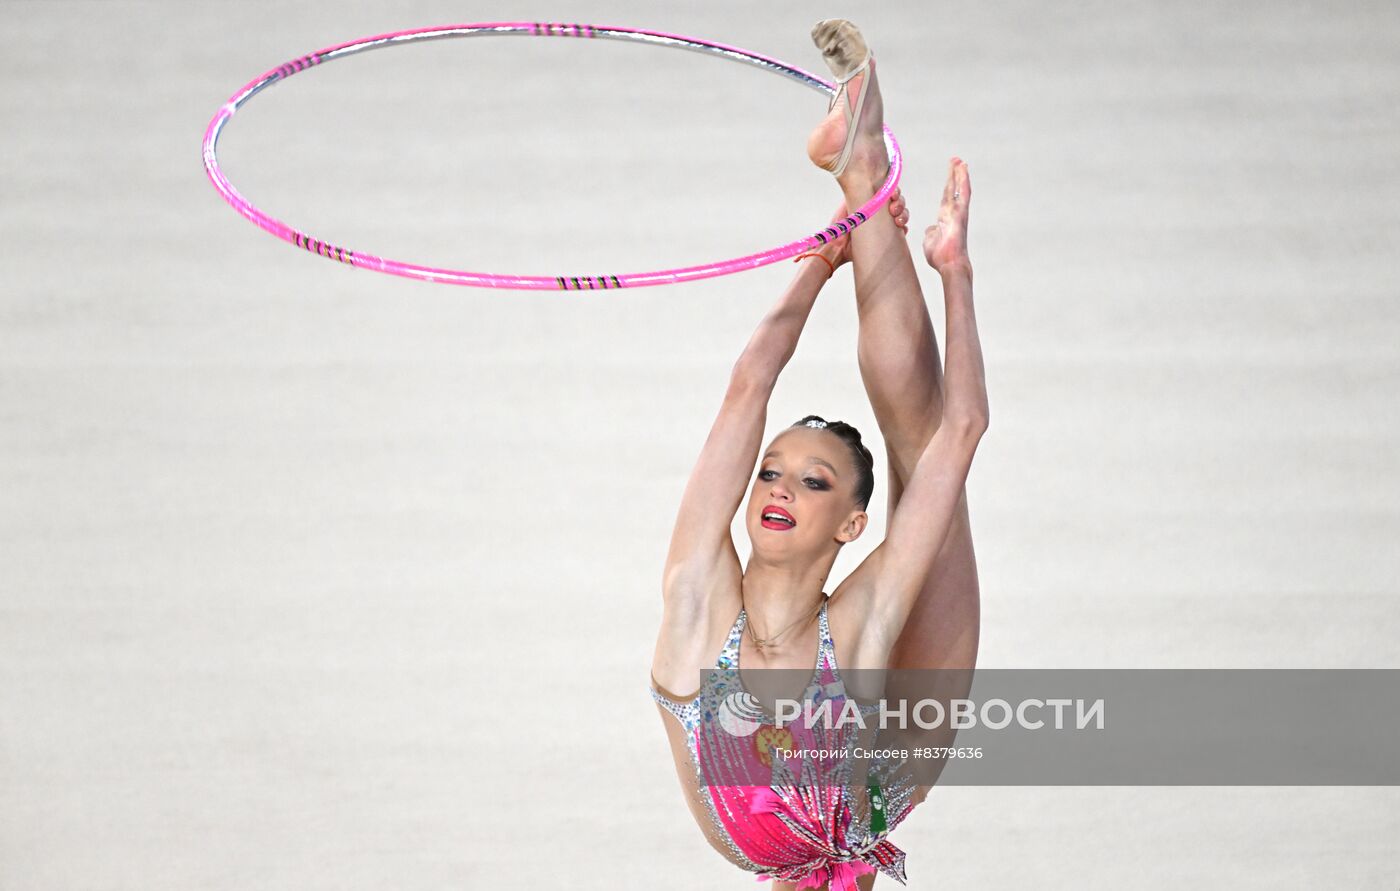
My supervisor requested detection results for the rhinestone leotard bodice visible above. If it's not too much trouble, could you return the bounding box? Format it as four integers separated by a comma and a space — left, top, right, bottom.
650, 601, 914, 888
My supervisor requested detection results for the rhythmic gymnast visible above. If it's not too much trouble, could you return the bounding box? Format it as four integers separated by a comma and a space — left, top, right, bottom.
649, 20, 988, 890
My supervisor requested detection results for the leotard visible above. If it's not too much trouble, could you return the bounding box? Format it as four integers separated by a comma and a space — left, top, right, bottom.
651, 601, 914, 890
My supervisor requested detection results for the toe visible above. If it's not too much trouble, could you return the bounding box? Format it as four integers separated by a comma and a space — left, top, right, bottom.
811, 19, 868, 78
941, 159, 958, 205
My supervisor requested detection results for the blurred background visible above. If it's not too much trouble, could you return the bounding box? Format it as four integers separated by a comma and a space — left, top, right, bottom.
2, 1, 1397, 887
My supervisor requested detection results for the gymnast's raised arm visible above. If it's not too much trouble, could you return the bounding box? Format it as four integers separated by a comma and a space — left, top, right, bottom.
658, 194, 908, 617
659, 247, 837, 618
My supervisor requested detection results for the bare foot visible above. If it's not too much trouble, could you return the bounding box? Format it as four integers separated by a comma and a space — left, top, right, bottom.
923, 157, 972, 275
806, 19, 889, 195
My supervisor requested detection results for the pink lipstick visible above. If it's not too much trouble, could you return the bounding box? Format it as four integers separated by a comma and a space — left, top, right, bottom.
760, 505, 797, 531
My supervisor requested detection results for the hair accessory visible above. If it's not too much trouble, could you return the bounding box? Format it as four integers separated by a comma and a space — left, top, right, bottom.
804, 419, 829, 429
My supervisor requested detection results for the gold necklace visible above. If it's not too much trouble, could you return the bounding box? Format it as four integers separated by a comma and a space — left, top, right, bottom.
745, 599, 823, 651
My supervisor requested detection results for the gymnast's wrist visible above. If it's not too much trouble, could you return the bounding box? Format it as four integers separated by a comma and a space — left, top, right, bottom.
816, 243, 848, 270
794, 251, 837, 280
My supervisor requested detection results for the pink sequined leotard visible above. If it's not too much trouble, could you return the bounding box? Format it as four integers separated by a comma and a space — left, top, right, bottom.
651, 602, 914, 890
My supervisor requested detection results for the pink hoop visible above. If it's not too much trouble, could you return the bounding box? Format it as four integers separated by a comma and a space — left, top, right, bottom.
202, 22, 903, 290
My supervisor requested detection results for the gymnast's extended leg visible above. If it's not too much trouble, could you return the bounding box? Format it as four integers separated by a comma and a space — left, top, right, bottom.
807, 21, 981, 790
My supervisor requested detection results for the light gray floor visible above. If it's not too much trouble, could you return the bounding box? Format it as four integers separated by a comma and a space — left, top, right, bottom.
2, 1, 1397, 888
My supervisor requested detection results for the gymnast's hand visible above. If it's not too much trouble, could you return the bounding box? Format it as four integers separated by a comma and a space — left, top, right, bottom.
819, 187, 909, 269
923, 157, 971, 276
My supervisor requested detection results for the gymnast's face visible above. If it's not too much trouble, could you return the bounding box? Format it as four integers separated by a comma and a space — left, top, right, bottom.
745, 427, 867, 554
